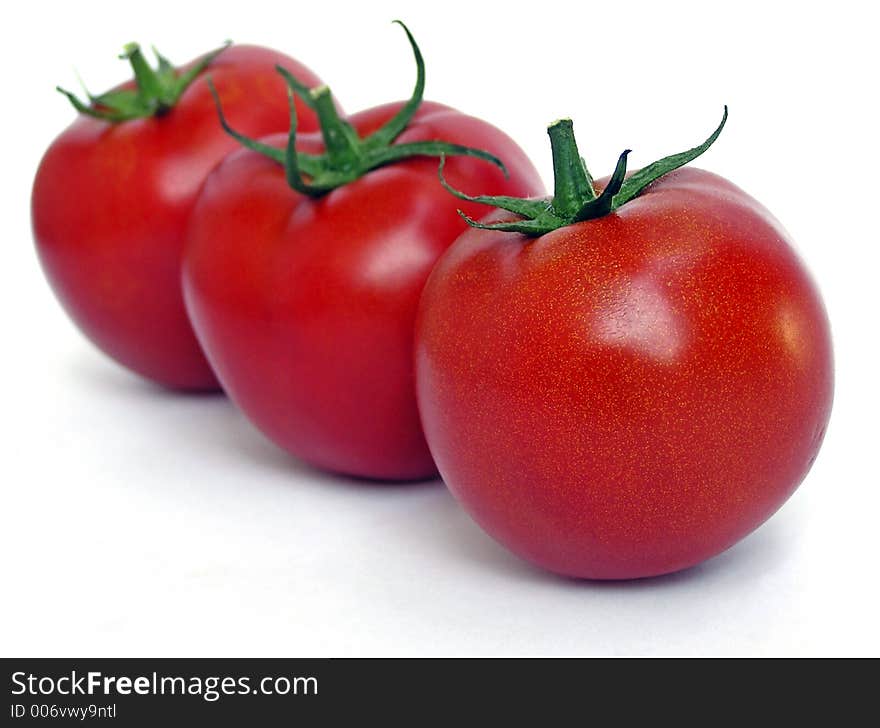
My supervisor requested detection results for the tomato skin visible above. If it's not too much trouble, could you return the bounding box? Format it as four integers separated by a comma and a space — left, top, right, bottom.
31, 45, 329, 390
415, 167, 833, 578
182, 102, 543, 479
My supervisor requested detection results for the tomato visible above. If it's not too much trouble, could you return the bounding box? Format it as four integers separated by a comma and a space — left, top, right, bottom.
32, 43, 329, 390
182, 25, 543, 479
415, 112, 833, 578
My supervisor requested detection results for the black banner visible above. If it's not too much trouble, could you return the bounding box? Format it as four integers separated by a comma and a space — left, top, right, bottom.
2, 657, 866, 724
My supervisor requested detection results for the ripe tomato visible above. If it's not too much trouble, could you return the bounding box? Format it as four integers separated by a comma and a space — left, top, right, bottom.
416, 113, 833, 578
182, 26, 543, 480
32, 43, 329, 390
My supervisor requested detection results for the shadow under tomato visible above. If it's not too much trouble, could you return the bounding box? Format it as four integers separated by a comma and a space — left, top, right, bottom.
70, 347, 796, 586
189, 399, 443, 491
223, 423, 443, 492
71, 349, 441, 492
400, 485, 798, 590
70, 349, 224, 401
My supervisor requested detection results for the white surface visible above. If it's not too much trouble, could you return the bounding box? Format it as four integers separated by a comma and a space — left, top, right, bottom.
2, 0, 878, 657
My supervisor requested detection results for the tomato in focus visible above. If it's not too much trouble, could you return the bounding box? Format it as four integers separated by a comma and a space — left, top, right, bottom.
415, 115, 833, 578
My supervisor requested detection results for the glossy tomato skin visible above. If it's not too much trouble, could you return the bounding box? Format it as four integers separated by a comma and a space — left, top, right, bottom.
32, 45, 329, 390
182, 101, 544, 479
416, 167, 833, 578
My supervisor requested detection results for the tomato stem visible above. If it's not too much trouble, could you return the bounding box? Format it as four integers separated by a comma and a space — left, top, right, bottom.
310, 86, 363, 169
121, 44, 169, 112
441, 108, 728, 236
212, 21, 506, 197
549, 119, 596, 214
57, 42, 230, 122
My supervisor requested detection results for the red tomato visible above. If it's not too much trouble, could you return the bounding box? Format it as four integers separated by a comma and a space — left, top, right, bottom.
32, 44, 329, 390
182, 100, 543, 479
416, 118, 833, 578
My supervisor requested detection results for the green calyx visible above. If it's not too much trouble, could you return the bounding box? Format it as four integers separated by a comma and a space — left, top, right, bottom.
57, 42, 230, 122
441, 107, 728, 236
211, 21, 506, 197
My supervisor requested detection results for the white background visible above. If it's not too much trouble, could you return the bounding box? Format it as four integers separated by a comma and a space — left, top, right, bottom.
2, 0, 877, 656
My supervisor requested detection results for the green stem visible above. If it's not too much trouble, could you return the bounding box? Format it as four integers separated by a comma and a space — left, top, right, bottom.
58, 42, 229, 122
548, 119, 595, 215
121, 44, 167, 110
310, 86, 362, 169
217, 21, 506, 197
440, 108, 728, 236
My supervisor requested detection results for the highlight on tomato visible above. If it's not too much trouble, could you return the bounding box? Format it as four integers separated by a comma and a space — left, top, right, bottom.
32, 42, 330, 390
182, 22, 544, 480
416, 110, 833, 579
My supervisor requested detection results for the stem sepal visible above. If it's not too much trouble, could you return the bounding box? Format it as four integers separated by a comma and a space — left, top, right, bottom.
211, 22, 507, 197
442, 107, 728, 236
58, 42, 231, 122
